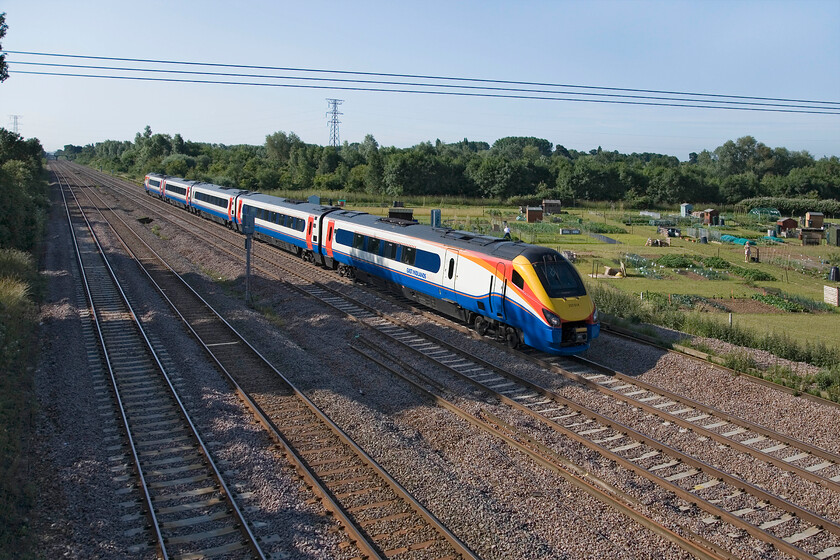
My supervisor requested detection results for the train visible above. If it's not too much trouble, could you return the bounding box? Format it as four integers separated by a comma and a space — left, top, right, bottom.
144, 173, 600, 355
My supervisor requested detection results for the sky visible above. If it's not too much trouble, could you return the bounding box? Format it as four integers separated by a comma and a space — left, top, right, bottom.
1, 0, 838, 159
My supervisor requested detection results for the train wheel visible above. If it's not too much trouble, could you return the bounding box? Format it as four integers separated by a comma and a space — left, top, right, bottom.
474, 315, 489, 336
505, 327, 520, 349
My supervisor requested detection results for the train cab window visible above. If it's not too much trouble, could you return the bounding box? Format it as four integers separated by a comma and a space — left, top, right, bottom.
367, 237, 381, 255
512, 270, 525, 289
353, 233, 365, 250
401, 246, 416, 266
447, 258, 455, 279
383, 241, 397, 260
533, 258, 586, 298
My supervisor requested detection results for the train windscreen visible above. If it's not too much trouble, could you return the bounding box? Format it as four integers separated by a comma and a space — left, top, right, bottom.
532, 257, 586, 299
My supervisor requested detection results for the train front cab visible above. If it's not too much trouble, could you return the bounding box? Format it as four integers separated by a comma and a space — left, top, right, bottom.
510, 252, 599, 355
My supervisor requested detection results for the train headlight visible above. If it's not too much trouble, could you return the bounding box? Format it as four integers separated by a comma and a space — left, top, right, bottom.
542, 309, 562, 328
593, 307, 600, 323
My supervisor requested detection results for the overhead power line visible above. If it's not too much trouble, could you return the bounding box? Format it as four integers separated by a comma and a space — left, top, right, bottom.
7, 50, 840, 115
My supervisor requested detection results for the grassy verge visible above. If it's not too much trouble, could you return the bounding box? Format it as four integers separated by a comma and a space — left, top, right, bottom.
0, 249, 41, 557
589, 281, 840, 402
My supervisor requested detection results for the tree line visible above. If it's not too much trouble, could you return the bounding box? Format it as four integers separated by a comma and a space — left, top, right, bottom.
0, 128, 48, 252
58, 128, 840, 207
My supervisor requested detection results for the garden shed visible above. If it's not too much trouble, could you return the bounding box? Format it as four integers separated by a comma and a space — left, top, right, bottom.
526, 207, 543, 223
805, 212, 825, 229
701, 208, 719, 225
777, 218, 797, 232
680, 203, 693, 217
542, 200, 562, 214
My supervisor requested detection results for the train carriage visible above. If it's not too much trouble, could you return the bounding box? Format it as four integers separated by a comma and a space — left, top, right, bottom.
322, 212, 599, 355
189, 182, 249, 227
144, 173, 165, 197
159, 177, 194, 209
234, 194, 337, 262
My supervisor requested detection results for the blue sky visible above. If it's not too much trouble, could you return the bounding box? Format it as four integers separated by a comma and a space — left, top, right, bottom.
1, 0, 838, 159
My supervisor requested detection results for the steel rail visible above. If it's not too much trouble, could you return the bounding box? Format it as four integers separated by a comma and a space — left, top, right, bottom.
265, 279, 839, 559
55, 167, 169, 559
55, 165, 266, 560
601, 322, 840, 410
522, 353, 840, 493
349, 339, 737, 560
67, 162, 477, 560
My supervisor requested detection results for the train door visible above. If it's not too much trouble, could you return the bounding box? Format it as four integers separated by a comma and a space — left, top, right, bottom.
306, 216, 315, 251
324, 219, 335, 258
494, 262, 507, 320
441, 249, 458, 300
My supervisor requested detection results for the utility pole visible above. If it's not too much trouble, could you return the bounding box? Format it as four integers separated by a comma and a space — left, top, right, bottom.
9, 114, 21, 134
326, 99, 344, 148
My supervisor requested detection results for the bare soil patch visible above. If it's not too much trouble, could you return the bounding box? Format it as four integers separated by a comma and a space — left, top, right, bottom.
705, 297, 783, 314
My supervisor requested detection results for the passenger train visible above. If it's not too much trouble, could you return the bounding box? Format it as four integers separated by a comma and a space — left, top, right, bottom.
144, 173, 600, 355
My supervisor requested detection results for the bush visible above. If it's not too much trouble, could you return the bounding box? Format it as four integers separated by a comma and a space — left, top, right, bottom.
729, 265, 775, 281
655, 254, 695, 268
702, 256, 730, 269
0, 249, 39, 556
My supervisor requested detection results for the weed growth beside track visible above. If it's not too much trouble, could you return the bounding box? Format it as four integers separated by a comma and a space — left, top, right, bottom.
589, 281, 840, 402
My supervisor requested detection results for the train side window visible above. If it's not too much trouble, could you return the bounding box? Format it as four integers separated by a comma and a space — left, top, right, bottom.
367, 237, 381, 255
297, 218, 306, 232
512, 270, 525, 289
401, 246, 416, 266
353, 233, 365, 250
383, 241, 397, 260
447, 258, 455, 279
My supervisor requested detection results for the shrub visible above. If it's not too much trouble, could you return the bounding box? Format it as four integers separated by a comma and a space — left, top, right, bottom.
655, 254, 695, 268
729, 265, 775, 281
702, 256, 730, 269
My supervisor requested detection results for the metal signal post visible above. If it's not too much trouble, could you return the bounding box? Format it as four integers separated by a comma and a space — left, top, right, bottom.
242, 208, 255, 306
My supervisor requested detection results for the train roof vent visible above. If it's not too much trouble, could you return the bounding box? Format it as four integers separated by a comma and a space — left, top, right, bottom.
285, 198, 307, 205
378, 217, 418, 227
468, 235, 503, 246
336, 210, 368, 218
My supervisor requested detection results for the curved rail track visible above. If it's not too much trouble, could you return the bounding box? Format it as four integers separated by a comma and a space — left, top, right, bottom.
53, 161, 477, 560
62, 162, 840, 559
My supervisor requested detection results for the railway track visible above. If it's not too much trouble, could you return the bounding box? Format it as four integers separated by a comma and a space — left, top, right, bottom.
283, 276, 840, 559
54, 161, 477, 560
63, 162, 840, 558
55, 167, 263, 559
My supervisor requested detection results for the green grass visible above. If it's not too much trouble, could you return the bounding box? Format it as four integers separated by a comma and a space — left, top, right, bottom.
703, 312, 839, 347
0, 250, 39, 557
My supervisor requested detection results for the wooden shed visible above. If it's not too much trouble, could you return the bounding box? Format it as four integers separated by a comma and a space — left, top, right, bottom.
542, 199, 562, 214
680, 203, 693, 217
526, 207, 543, 223
701, 208, 719, 225
777, 218, 797, 231
805, 212, 824, 229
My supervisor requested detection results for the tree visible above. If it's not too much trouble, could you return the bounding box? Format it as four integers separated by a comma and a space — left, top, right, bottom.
0, 13, 8, 83
491, 136, 552, 159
